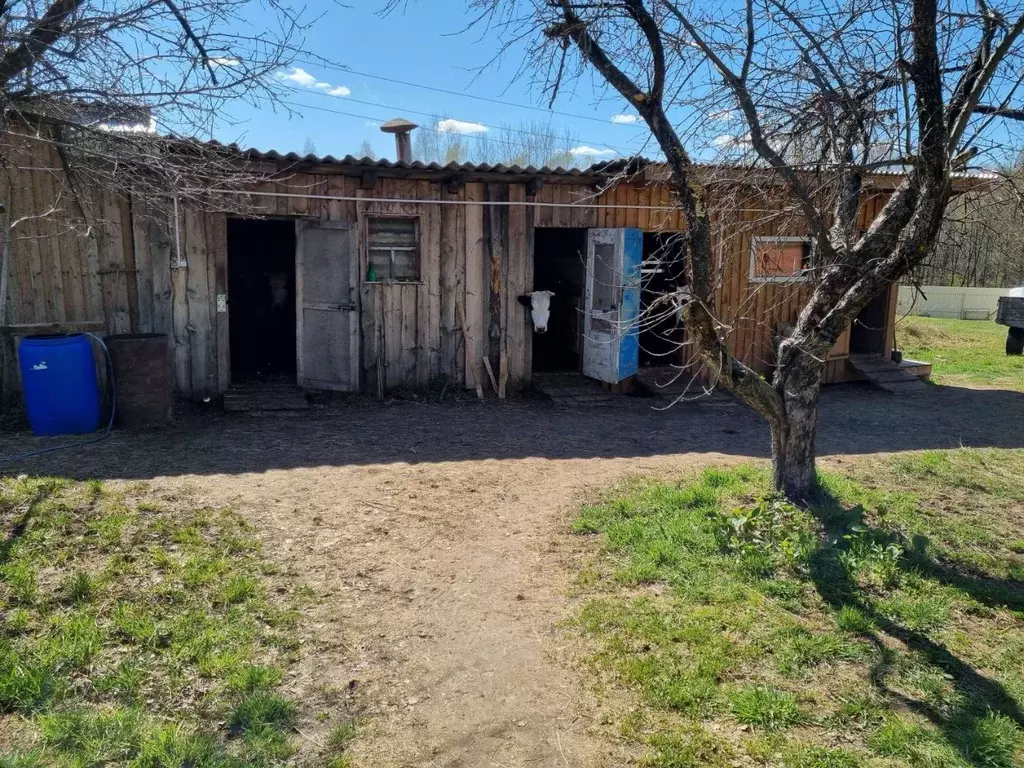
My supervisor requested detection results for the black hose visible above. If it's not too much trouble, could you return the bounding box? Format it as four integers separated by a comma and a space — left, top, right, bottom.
0, 332, 116, 466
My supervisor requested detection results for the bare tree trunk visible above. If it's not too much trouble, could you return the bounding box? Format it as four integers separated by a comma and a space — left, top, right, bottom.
770, 354, 825, 499
525, 0, 1024, 502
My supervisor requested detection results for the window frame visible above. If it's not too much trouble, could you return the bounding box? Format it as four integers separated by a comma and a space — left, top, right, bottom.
748, 236, 815, 284
365, 214, 422, 284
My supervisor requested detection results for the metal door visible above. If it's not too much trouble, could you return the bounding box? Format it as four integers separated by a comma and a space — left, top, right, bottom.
296, 221, 360, 390
582, 228, 642, 382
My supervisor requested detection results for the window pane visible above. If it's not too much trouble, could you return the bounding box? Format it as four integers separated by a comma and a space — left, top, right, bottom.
591, 242, 618, 312
367, 217, 419, 281
753, 240, 809, 278
368, 218, 416, 248
590, 241, 618, 332
368, 248, 393, 280
392, 250, 418, 281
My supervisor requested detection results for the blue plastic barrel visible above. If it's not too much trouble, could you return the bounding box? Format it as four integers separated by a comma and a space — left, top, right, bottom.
19, 334, 101, 436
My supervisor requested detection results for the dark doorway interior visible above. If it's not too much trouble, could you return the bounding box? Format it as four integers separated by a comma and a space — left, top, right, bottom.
640, 232, 687, 367
532, 228, 587, 372
850, 290, 890, 355
227, 218, 297, 380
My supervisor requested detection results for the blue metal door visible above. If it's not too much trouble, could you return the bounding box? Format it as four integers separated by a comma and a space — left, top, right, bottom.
582, 228, 642, 383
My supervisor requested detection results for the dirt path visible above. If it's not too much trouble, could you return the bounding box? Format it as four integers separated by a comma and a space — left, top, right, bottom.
4, 383, 1023, 766
220, 452, 709, 767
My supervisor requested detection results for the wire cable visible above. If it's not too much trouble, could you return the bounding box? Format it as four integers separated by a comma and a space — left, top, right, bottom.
282, 87, 634, 155
276, 97, 636, 158
0, 333, 117, 466
289, 58, 628, 127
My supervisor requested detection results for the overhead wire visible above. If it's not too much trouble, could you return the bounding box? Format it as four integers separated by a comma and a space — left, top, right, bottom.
275, 97, 641, 158
194, 187, 776, 215
281, 86, 636, 155
287, 58, 631, 127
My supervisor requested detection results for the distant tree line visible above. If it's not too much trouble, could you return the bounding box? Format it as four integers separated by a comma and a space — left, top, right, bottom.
913, 166, 1024, 288
412, 118, 597, 169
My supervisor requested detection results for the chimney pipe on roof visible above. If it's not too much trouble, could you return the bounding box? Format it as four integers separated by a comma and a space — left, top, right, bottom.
380, 117, 418, 163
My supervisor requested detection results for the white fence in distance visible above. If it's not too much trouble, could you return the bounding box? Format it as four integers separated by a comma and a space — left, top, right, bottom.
898, 285, 1012, 320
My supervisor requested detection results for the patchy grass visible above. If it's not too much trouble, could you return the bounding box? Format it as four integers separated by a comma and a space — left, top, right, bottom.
323, 720, 359, 768
897, 316, 1024, 390
0, 476, 311, 767
573, 449, 1024, 767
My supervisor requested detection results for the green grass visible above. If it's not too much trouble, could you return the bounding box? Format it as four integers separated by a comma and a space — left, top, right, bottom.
897, 316, 1024, 390
573, 449, 1024, 768
0, 477, 307, 767
323, 721, 359, 768
729, 686, 804, 731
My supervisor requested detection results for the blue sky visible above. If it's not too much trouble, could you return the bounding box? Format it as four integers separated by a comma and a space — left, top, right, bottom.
213, 2, 657, 162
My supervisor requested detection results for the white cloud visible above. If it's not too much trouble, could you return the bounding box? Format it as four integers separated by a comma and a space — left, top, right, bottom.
277, 67, 351, 98
365, 121, 380, 128
279, 67, 317, 87
208, 57, 240, 67
436, 118, 488, 135
611, 114, 640, 124
569, 145, 617, 157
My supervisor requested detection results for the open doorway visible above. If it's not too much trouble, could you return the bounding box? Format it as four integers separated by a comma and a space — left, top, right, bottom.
640, 232, 687, 367
850, 290, 889, 355
227, 218, 297, 381
531, 228, 586, 372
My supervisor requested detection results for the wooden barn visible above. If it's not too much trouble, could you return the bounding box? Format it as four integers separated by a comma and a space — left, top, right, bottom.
0, 127, 932, 406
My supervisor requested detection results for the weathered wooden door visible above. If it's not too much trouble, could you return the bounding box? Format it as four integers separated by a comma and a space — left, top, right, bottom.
582, 228, 642, 383
296, 221, 360, 390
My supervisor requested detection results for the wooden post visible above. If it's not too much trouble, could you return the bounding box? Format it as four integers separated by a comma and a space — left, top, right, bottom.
482, 356, 498, 395
498, 348, 507, 400
457, 302, 483, 399
0, 183, 12, 405
0, 182, 12, 329
485, 183, 508, 390
464, 183, 485, 392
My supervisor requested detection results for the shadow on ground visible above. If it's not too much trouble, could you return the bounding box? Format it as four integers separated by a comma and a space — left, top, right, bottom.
807, 490, 1024, 763
1, 382, 1022, 480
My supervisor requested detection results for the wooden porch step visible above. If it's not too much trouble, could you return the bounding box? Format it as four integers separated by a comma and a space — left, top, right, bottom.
534, 372, 629, 406
848, 355, 929, 394
548, 394, 626, 407
223, 380, 310, 412
635, 365, 692, 396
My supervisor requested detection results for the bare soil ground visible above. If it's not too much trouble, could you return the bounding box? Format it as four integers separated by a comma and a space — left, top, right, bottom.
2, 382, 1023, 767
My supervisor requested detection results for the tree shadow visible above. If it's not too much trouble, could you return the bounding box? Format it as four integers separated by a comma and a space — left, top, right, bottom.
899, 539, 1024, 613
0, 482, 44, 568
805, 490, 1024, 763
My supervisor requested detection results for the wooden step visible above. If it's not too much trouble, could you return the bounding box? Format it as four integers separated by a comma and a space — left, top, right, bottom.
635, 366, 692, 396
848, 355, 929, 394
223, 380, 310, 411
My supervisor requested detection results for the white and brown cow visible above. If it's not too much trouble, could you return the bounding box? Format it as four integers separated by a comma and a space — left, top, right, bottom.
518, 290, 556, 333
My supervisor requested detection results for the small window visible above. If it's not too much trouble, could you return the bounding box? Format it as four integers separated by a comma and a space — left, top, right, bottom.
750, 237, 813, 282
367, 217, 419, 282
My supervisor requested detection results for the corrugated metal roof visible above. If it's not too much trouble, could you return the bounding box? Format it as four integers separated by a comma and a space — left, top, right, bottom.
208, 141, 997, 183
206, 140, 642, 177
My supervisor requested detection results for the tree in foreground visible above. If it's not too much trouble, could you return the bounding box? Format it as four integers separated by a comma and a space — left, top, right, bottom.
475, 0, 1024, 498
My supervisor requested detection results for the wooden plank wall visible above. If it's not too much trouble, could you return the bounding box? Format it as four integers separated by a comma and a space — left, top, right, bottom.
588, 182, 891, 385
0, 130, 237, 403
0, 145, 899, 404
354, 178, 530, 396
0, 132, 131, 402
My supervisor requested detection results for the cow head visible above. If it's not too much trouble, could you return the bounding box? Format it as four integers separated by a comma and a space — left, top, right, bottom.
518, 290, 555, 333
